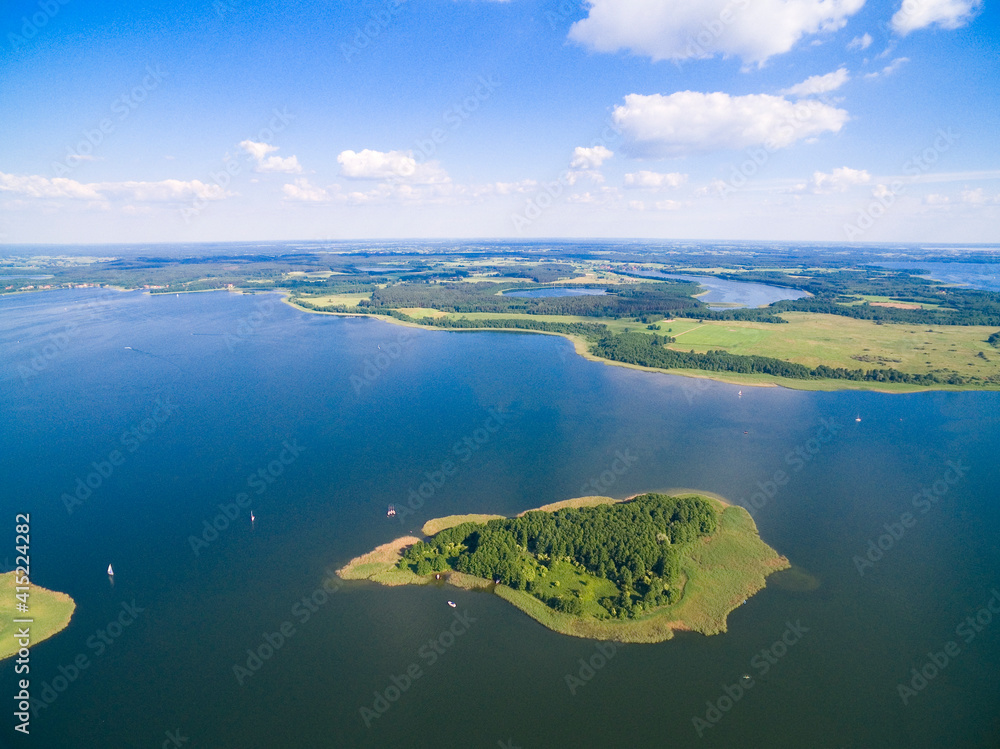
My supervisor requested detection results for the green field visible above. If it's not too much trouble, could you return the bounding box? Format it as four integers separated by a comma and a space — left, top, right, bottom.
0, 573, 76, 660
665, 313, 1000, 381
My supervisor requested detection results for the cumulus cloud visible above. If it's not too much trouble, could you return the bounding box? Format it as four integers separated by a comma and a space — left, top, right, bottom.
797, 166, 871, 193
613, 91, 849, 158
864, 57, 910, 79
569, 145, 614, 170
960, 188, 1000, 205
780, 68, 850, 97
891, 0, 982, 34
282, 178, 331, 202
0, 171, 229, 203
848, 32, 873, 50
568, 0, 865, 65
239, 140, 302, 174
624, 171, 688, 189
337, 149, 449, 184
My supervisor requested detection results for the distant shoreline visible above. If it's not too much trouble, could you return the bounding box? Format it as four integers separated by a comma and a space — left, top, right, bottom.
282, 294, 997, 393
0, 573, 76, 661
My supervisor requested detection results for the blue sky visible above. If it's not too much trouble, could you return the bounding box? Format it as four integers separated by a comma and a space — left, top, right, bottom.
1, 0, 997, 243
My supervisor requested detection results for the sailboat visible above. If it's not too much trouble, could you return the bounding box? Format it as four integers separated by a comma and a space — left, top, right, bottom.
738, 390, 742, 397
250, 511, 256, 523
386, 505, 396, 517
107, 564, 114, 576
855, 414, 862, 422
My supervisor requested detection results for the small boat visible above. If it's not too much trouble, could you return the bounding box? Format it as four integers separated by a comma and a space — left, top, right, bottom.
250, 511, 255, 523
738, 390, 742, 397
447, 601, 456, 608
386, 505, 396, 517
855, 414, 862, 423
107, 564, 114, 576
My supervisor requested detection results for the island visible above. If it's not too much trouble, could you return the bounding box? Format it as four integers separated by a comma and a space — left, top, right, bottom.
0, 572, 76, 660
337, 492, 789, 643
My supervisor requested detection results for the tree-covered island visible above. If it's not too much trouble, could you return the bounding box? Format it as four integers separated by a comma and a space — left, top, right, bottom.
338, 493, 789, 643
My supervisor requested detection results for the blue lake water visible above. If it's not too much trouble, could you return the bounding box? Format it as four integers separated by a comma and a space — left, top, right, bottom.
877, 261, 1000, 292
1, 288, 998, 748
502, 288, 608, 298
628, 271, 810, 308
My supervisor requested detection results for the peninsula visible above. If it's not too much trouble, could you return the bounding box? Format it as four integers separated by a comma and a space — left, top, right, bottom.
0, 572, 76, 660
338, 492, 789, 643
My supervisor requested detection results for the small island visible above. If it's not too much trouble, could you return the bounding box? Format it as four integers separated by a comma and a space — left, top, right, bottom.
338, 492, 789, 643
0, 572, 77, 660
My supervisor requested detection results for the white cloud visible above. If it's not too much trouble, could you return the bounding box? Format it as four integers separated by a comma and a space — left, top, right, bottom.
337, 149, 450, 184
613, 91, 849, 158
282, 178, 331, 202
891, 0, 982, 34
779, 68, 850, 97
624, 171, 688, 189
0, 172, 103, 200
864, 57, 910, 78
804, 166, 871, 193
0, 171, 229, 203
695, 179, 731, 197
654, 199, 684, 210
848, 32, 873, 50
569, 145, 614, 170
568, 0, 866, 65
239, 140, 302, 174
961, 188, 1000, 205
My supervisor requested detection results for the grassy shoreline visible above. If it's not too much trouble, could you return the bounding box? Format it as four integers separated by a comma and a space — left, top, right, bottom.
337, 492, 789, 643
283, 295, 999, 393
0, 573, 76, 661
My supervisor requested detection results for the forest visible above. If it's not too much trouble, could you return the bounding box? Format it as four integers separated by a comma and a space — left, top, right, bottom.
397, 494, 718, 620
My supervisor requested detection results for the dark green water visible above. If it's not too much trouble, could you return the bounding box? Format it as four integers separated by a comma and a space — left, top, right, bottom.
1, 289, 998, 748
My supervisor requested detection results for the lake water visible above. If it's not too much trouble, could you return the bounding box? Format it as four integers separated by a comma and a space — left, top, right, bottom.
2, 289, 998, 748
877, 261, 1000, 292
502, 288, 608, 298
627, 271, 810, 308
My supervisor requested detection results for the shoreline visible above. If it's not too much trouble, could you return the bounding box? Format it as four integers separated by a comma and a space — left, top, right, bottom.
282, 294, 999, 394
0, 573, 76, 661
337, 491, 790, 643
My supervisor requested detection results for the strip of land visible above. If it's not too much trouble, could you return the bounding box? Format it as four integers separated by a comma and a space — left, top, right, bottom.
0, 573, 76, 660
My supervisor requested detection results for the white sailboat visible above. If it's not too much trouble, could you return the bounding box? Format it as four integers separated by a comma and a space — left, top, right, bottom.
107, 564, 114, 576
250, 511, 256, 523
